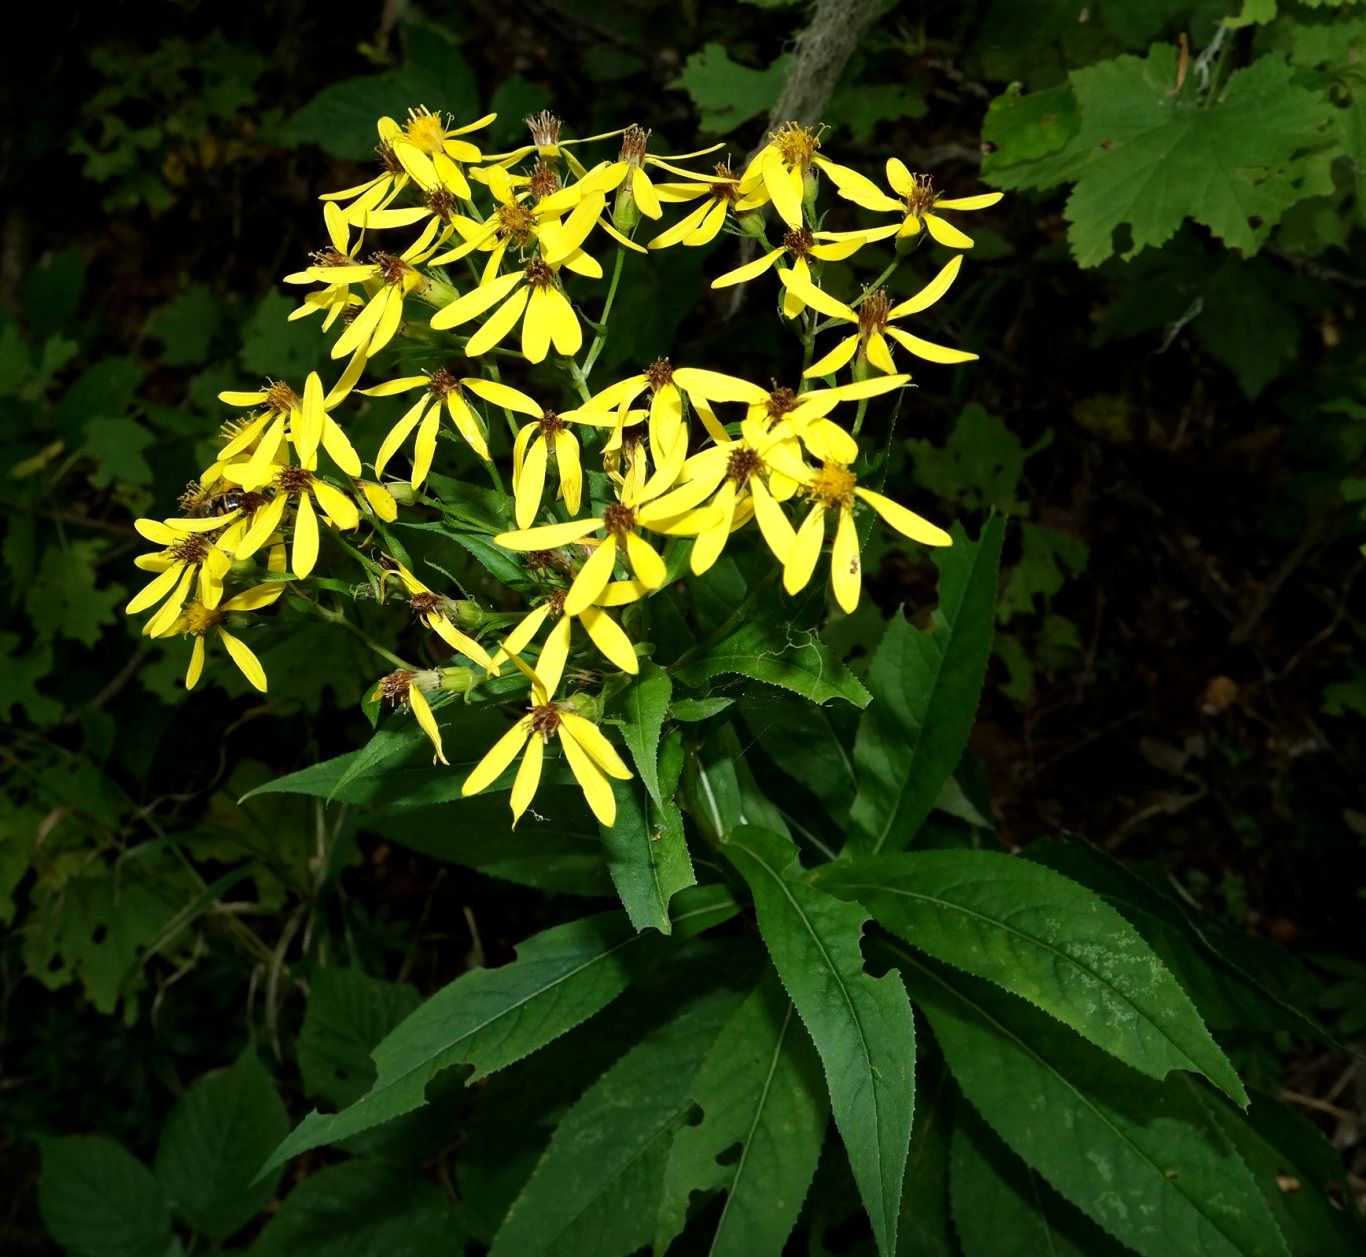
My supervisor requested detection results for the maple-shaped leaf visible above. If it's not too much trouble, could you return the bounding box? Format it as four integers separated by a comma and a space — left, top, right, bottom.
984, 47, 1335, 265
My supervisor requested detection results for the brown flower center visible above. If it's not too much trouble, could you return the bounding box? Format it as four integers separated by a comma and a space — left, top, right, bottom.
276, 466, 314, 495
602, 502, 636, 535
538, 410, 564, 436
646, 357, 674, 391
903, 172, 940, 218
427, 368, 458, 398
711, 162, 740, 202
527, 161, 561, 200
807, 461, 858, 509
620, 124, 650, 166
170, 535, 212, 564
264, 381, 299, 414
782, 228, 814, 259
524, 258, 554, 288
376, 140, 403, 174
409, 592, 443, 617
375, 669, 416, 704
765, 387, 799, 419
424, 186, 459, 220
525, 110, 562, 149
545, 588, 567, 617
858, 289, 891, 337
525, 549, 559, 571
309, 246, 350, 268
497, 200, 538, 244
529, 702, 562, 736
770, 122, 823, 169
373, 252, 412, 286
726, 446, 764, 486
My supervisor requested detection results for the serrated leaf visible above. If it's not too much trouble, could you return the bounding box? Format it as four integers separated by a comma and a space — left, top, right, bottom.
655, 970, 827, 1256
251, 1159, 463, 1257
721, 826, 915, 1257
848, 516, 1004, 855
261, 888, 738, 1173
39, 1135, 173, 1257
984, 48, 1336, 265
25, 541, 124, 646
618, 662, 671, 807
673, 44, 792, 134
669, 696, 734, 721
894, 948, 1289, 1257
816, 850, 1246, 1104
950, 1104, 1130, 1257
674, 616, 871, 708
297, 969, 422, 1108
153, 1049, 288, 1239
601, 777, 696, 934
490, 989, 741, 1256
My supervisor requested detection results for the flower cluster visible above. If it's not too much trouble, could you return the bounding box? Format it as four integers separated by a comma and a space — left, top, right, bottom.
127, 106, 999, 827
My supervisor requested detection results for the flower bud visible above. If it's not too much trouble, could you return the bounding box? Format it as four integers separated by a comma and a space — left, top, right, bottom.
448, 599, 487, 631
612, 184, 640, 234
438, 666, 477, 694
560, 690, 602, 722
735, 208, 768, 238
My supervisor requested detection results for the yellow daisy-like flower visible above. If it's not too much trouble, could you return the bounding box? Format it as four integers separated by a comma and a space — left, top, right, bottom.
126, 515, 246, 637
428, 255, 586, 364
781, 256, 978, 377
157, 566, 287, 692
493, 579, 643, 694
494, 440, 716, 616
386, 560, 498, 673
358, 368, 492, 487
461, 666, 632, 827
227, 456, 362, 580
711, 225, 874, 318
318, 124, 411, 219
828, 160, 1003, 249
381, 106, 497, 203
648, 162, 742, 250
282, 204, 367, 330
735, 121, 870, 229
374, 668, 450, 765
572, 125, 723, 224
745, 376, 910, 466
783, 460, 953, 613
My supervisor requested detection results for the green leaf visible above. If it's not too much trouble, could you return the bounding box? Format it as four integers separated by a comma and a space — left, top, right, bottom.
601, 777, 696, 934
721, 826, 915, 1257
25, 541, 124, 646
669, 696, 734, 721
39, 1135, 173, 1257
898, 1055, 956, 1257
617, 662, 671, 808
950, 1103, 1130, 1257
655, 970, 827, 1256
847, 517, 1004, 855
673, 44, 792, 134
998, 522, 1088, 622
82, 417, 153, 488
674, 615, 871, 708
490, 989, 741, 1256
817, 849, 1246, 1104
366, 791, 613, 897
983, 48, 1335, 265
261, 888, 738, 1172
143, 283, 223, 366
153, 1049, 288, 1239
981, 83, 1081, 169
895, 950, 1289, 1257
251, 1159, 463, 1257
297, 968, 422, 1108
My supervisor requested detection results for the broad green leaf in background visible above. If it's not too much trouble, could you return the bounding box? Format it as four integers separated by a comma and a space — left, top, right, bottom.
847, 516, 1004, 854
739, 695, 859, 821
674, 615, 871, 707
982, 47, 1335, 265
816, 849, 1247, 1104
297, 968, 422, 1108
261, 888, 738, 1171
490, 989, 741, 1256
898, 1056, 956, 1257
251, 1159, 463, 1257
722, 826, 916, 1257
673, 44, 792, 134
153, 1049, 288, 1239
896, 950, 1289, 1257
38, 1136, 174, 1257
602, 773, 696, 934
949, 1104, 1131, 1257
655, 971, 828, 1256
25, 541, 125, 645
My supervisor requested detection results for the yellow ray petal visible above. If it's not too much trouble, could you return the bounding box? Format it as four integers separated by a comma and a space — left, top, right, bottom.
186, 635, 206, 689
623, 531, 666, 589
884, 327, 978, 365
407, 683, 448, 764
537, 614, 572, 697
466, 286, 530, 358
563, 534, 619, 615
292, 491, 320, 577
218, 627, 269, 692
462, 719, 533, 796
545, 287, 582, 357
429, 270, 522, 330
924, 213, 975, 249
777, 268, 855, 322
311, 479, 360, 530
784, 505, 825, 594
888, 255, 964, 319
559, 726, 617, 825
510, 732, 544, 824
855, 488, 953, 546
830, 506, 861, 614
496, 517, 601, 551
375, 397, 428, 479
515, 435, 549, 528
710, 246, 784, 290
578, 606, 638, 674
461, 377, 542, 416
804, 332, 861, 379
559, 712, 632, 779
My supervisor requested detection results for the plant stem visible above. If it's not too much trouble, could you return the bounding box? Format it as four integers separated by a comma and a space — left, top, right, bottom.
312, 601, 412, 670
582, 246, 628, 379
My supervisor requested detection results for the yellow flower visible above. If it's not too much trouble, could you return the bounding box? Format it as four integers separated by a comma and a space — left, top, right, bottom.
373, 668, 450, 765
735, 122, 871, 229
157, 568, 287, 692
783, 461, 952, 613
494, 440, 717, 615
386, 560, 498, 673
428, 256, 586, 364
282, 204, 366, 331
228, 456, 362, 580
381, 106, 497, 202
127, 516, 247, 637
711, 225, 876, 317
493, 580, 643, 694
572, 125, 723, 224
744, 376, 909, 466
318, 123, 411, 219
827, 160, 1003, 249
648, 162, 743, 249
461, 667, 632, 827
357, 368, 492, 487
781, 256, 978, 377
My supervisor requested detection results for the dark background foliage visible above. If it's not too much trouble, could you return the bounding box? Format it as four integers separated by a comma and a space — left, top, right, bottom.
2, 0, 1362, 1251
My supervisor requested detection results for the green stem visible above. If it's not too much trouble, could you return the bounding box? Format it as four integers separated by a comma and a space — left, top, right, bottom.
312, 601, 412, 670
854, 256, 901, 304
851, 395, 871, 438
582, 246, 628, 379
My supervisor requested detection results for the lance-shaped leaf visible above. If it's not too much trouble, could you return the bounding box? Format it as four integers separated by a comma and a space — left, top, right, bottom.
260, 886, 738, 1174
602, 775, 696, 935
490, 989, 742, 1256
847, 516, 1004, 854
655, 970, 828, 1256
722, 826, 915, 1257
817, 850, 1246, 1105
893, 947, 1288, 1257
618, 662, 672, 808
